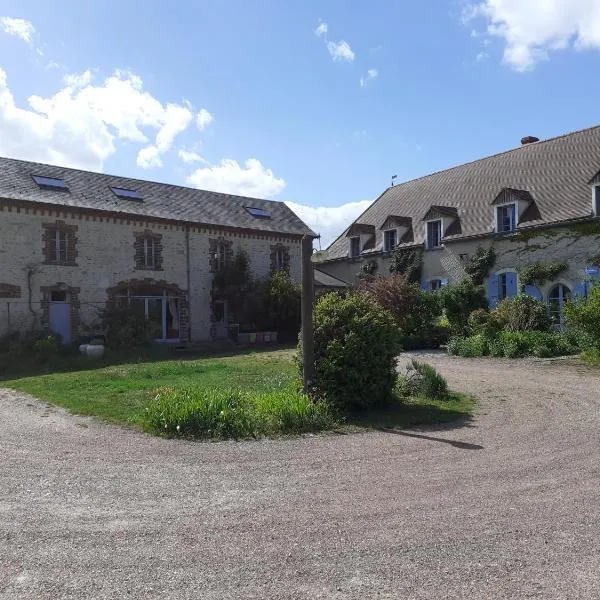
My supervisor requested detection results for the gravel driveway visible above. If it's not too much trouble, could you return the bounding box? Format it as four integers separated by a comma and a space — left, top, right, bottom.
1, 353, 600, 599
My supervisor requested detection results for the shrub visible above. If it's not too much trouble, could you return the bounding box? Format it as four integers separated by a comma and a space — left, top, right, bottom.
396, 359, 449, 401
357, 273, 419, 330
145, 387, 336, 439
100, 304, 159, 348
565, 284, 600, 348
388, 248, 422, 283
308, 292, 402, 410
447, 334, 490, 357
467, 309, 503, 337
494, 295, 550, 332
448, 330, 581, 359
440, 281, 488, 334
245, 271, 301, 341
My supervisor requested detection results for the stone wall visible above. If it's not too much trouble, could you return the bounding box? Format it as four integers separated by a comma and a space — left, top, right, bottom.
0, 201, 302, 342
316, 224, 600, 301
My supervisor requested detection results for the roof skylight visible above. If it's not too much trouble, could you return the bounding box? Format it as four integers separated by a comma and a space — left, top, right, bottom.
33, 175, 68, 191
110, 186, 143, 200
245, 206, 271, 219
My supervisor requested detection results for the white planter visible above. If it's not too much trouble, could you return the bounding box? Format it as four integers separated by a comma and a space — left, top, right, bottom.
79, 344, 105, 358
86, 344, 105, 359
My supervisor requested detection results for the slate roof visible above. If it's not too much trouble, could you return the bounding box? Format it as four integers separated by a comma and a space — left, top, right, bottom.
0, 156, 315, 237
324, 125, 600, 261
314, 269, 348, 288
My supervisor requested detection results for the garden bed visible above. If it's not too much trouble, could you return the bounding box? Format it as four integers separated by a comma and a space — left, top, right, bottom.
2, 349, 473, 439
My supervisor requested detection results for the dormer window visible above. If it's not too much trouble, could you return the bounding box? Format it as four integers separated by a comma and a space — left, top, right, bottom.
349, 236, 361, 258
497, 204, 516, 233
426, 220, 442, 249
383, 229, 397, 252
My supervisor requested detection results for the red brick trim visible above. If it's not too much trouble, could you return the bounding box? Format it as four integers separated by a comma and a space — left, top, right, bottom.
208, 237, 234, 273
270, 243, 291, 273
106, 278, 189, 342
0, 283, 21, 299
133, 229, 164, 271
42, 220, 78, 266
40, 283, 81, 343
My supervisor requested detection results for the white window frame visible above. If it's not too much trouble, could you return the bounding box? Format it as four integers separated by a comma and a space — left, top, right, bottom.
429, 279, 442, 291
383, 229, 397, 253
117, 290, 180, 341
495, 202, 517, 233
275, 246, 286, 270
143, 237, 155, 268
425, 220, 442, 250
215, 243, 227, 271
349, 236, 361, 258
54, 229, 68, 263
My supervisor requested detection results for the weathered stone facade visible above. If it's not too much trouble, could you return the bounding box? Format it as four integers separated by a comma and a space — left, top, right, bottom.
317, 223, 600, 305
0, 200, 302, 343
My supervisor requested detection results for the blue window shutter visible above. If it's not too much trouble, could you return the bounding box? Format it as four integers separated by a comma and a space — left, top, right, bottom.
506, 272, 518, 297
573, 283, 587, 300
523, 285, 543, 301
441, 279, 449, 287
488, 273, 499, 309
421, 281, 428, 292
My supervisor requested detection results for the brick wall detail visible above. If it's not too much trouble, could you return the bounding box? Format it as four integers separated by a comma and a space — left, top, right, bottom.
270, 243, 291, 273
42, 220, 78, 265
0, 283, 21, 298
133, 229, 163, 271
208, 237, 234, 273
40, 283, 81, 343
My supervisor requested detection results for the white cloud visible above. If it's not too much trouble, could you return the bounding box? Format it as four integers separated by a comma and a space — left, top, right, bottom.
0, 67, 204, 171
284, 199, 372, 247
196, 108, 214, 131
178, 149, 208, 164
360, 68, 378, 87
137, 103, 193, 168
0, 17, 35, 43
475, 51, 490, 62
314, 21, 328, 38
463, 0, 600, 71
187, 158, 286, 199
327, 40, 355, 62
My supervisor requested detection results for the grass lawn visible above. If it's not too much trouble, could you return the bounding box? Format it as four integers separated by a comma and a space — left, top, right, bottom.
2, 348, 474, 437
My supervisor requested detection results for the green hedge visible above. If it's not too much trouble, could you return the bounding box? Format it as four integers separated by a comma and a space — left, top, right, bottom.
448, 330, 582, 359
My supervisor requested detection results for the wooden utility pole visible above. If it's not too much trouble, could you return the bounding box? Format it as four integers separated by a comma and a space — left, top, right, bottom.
301, 235, 315, 392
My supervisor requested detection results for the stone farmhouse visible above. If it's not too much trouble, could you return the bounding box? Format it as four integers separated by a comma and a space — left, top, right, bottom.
0, 157, 314, 344
316, 126, 600, 326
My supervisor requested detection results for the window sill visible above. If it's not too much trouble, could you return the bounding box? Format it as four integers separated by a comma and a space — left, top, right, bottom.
135, 266, 163, 271
425, 245, 445, 252
43, 261, 78, 267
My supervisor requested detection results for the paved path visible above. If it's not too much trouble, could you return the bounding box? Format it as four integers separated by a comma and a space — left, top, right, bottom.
1, 354, 600, 599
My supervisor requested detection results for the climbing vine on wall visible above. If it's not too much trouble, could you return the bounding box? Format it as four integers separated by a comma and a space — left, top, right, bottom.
464, 246, 496, 285
518, 261, 567, 288
357, 260, 378, 279
389, 248, 422, 284
588, 255, 600, 268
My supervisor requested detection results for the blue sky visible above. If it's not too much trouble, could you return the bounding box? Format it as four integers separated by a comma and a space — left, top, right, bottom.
2, 0, 600, 246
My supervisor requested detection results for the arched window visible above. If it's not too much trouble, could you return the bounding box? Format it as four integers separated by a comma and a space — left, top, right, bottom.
548, 284, 571, 326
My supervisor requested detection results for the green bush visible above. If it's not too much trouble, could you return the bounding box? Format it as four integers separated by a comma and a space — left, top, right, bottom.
396, 359, 449, 401
101, 304, 159, 348
565, 284, 600, 348
309, 292, 402, 410
494, 295, 550, 332
145, 387, 336, 439
245, 270, 301, 341
448, 330, 581, 359
467, 309, 503, 337
447, 334, 490, 357
440, 281, 488, 335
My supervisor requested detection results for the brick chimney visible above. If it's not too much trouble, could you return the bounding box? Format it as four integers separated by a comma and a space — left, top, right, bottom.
521, 136, 540, 145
